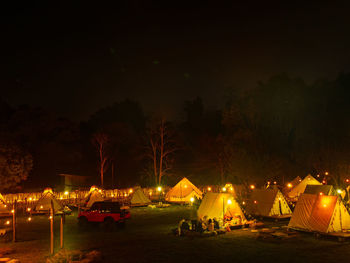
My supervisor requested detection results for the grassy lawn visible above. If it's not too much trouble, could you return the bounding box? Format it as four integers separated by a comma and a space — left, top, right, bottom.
2, 205, 350, 262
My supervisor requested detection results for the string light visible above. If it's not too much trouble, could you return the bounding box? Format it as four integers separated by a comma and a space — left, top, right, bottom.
222, 187, 227, 192
287, 183, 293, 188
190, 197, 194, 203
250, 185, 255, 190
27, 208, 31, 212
27, 217, 32, 222
129, 189, 133, 193
337, 189, 342, 194
5, 220, 10, 225
254, 200, 257, 204
227, 199, 232, 205
207, 187, 211, 191
157, 186, 162, 192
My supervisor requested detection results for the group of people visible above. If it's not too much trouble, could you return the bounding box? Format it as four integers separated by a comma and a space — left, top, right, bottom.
177, 216, 220, 236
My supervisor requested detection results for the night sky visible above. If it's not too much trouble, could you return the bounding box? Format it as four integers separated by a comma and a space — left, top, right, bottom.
2, 2, 350, 120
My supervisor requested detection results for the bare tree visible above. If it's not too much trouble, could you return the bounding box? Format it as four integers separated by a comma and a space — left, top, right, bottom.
145, 118, 177, 185
92, 132, 109, 187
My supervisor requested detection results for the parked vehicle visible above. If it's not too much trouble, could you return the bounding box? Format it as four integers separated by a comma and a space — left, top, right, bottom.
78, 201, 130, 229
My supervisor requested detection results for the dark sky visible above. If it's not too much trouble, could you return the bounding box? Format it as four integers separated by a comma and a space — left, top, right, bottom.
2, 2, 350, 120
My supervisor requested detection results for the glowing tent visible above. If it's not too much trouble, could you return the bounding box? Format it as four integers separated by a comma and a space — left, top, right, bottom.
246, 189, 292, 218
85, 186, 104, 208
131, 187, 151, 206
197, 192, 246, 226
165, 177, 202, 203
287, 175, 322, 200
288, 193, 350, 233
33, 188, 64, 213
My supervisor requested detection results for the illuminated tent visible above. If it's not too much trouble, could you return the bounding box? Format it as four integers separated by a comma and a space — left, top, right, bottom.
304, 185, 335, 196
197, 192, 246, 225
34, 188, 64, 213
287, 175, 322, 200
0, 193, 10, 215
288, 193, 350, 233
246, 189, 292, 218
85, 186, 104, 208
131, 188, 151, 206
165, 177, 202, 203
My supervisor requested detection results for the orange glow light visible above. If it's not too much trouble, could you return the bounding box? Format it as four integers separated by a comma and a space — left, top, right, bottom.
250, 185, 255, 190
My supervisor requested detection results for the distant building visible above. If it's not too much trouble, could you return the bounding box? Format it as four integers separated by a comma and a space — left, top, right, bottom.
59, 174, 90, 191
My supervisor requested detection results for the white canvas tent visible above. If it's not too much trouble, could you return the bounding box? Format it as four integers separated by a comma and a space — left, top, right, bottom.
287, 175, 322, 200
131, 188, 151, 206
288, 193, 350, 233
33, 188, 64, 213
165, 177, 202, 203
246, 189, 292, 218
197, 192, 246, 226
85, 186, 104, 208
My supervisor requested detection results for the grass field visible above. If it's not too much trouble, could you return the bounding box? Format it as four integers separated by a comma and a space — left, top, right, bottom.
2, 205, 350, 263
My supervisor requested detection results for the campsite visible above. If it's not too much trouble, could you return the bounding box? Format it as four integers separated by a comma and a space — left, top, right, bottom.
4, 3, 350, 262
2, 176, 350, 262
2, 206, 350, 263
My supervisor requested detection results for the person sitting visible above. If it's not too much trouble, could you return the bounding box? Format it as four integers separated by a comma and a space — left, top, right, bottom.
213, 218, 220, 229
208, 219, 214, 231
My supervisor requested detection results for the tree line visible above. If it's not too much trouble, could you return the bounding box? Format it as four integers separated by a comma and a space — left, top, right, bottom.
1, 73, 350, 192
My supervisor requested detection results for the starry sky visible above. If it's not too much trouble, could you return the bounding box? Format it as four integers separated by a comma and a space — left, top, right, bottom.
2, 2, 350, 120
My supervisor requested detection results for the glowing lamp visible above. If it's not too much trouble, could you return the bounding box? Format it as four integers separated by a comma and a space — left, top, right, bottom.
250, 185, 255, 190
98, 189, 102, 193
222, 187, 227, 192
184, 185, 188, 188
5, 220, 10, 225
4, 205, 6, 208
49, 216, 53, 220
207, 187, 212, 191
325, 172, 329, 175
227, 199, 232, 205
129, 189, 133, 193
322, 180, 326, 184
267, 181, 270, 185
111, 194, 114, 197
149, 192, 152, 196
27, 217, 32, 222
242, 201, 246, 205
323, 204, 327, 208
287, 183, 292, 188
278, 198, 281, 201
29, 197, 32, 201
11, 210, 14, 213
337, 189, 342, 194
317, 174, 320, 178
190, 197, 194, 203
27, 208, 31, 212
157, 186, 162, 192
64, 191, 69, 196
40, 205, 43, 209
230, 187, 233, 192
273, 181, 277, 185
319, 192, 323, 196
346, 179, 350, 183
254, 200, 257, 204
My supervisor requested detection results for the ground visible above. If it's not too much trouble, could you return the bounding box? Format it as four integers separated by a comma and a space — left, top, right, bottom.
1, 206, 350, 263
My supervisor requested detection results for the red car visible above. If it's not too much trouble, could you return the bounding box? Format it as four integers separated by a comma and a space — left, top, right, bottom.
78, 201, 130, 229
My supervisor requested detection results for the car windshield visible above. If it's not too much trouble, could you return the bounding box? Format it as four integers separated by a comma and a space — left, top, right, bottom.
90, 202, 121, 213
